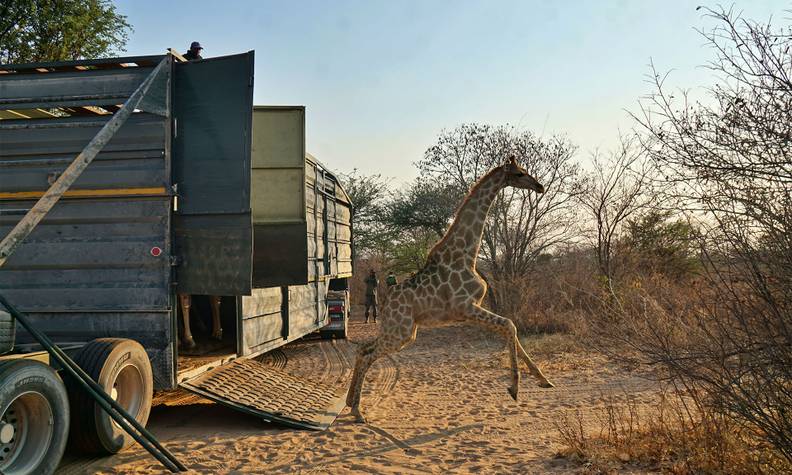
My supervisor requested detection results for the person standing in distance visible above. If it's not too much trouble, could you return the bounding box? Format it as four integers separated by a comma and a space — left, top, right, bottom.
364, 269, 379, 323
184, 41, 203, 60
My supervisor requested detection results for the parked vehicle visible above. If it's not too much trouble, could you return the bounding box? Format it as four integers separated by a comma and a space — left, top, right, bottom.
322, 289, 350, 339
0, 51, 353, 474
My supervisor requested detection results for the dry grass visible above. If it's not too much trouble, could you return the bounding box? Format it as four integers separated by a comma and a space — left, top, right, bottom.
555, 388, 791, 475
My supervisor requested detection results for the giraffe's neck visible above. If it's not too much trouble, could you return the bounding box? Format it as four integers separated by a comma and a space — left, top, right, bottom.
429, 169, 506, 267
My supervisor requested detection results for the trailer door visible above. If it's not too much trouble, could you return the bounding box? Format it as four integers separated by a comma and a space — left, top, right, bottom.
173, 52, 254, 295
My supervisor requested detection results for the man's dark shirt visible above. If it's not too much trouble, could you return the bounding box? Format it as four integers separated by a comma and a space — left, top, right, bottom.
184, 50, 202, 61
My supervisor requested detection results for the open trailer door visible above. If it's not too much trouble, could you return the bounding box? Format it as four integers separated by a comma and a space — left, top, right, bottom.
173, 52, 254, 296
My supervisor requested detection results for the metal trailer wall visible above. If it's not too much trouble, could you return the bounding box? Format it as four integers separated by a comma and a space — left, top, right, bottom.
305, 155, 353, 281
241, 107, 352, 357
0, 53, 352, 388
0, 58, 175, 388
239, 280, 328, 357
248, 107, 353, 288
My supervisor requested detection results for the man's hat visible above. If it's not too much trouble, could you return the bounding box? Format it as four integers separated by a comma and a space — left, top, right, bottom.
190, 41, 203, 50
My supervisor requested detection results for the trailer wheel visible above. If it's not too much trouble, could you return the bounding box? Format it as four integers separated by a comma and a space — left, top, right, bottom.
66, 338, 153, 454
0, 360, 69, 475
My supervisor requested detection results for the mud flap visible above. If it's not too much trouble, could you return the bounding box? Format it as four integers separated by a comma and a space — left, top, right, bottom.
179, 358, 346, 430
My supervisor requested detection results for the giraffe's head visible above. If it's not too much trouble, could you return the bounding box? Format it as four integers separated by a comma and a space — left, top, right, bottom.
502, 156, 545, 193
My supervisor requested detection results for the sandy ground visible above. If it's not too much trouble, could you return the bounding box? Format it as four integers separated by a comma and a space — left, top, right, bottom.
56, 314, 661, 474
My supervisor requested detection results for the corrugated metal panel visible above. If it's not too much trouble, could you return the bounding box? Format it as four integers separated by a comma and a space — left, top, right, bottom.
289, 280, 328, 337
0, 198, 170, 311
238, 281, 328, 357
249, 106, 353, 288
0, 113, 166, 157
240, 287, 283, 356
1, 114, 167, 196
250, 106, 305, 223
305, 156, 353, 280
0, 67, 155, 109
252, 223, 307, 288
173, 52, 254, 296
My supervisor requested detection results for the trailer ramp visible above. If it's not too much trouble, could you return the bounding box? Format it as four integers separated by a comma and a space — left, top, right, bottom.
179, 358, 346, 430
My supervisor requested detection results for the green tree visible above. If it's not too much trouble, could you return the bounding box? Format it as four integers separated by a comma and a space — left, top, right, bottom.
386, 179, 460, 237
622, 210, 699, 279
0, 0, 132, 64
338, 169, 391, 257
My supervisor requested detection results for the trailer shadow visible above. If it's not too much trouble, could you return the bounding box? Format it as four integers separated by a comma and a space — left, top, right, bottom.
56, 402, 278, 474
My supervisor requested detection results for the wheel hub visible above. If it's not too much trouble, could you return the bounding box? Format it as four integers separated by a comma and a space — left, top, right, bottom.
0, 423, 13, 444
0, 391, 54, 473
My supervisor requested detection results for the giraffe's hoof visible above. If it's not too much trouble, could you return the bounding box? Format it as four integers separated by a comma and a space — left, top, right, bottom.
508, 386, 518, 401
350, 409, 367, 423
211, 328, 223, 341
539, 380, 555, 388
181, 338, 196, 349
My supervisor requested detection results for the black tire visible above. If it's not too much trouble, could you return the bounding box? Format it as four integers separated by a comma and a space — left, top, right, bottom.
0, 359, 70, 475
65, 338, 153, 454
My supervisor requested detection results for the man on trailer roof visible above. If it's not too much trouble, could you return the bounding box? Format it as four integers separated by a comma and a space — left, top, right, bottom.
184, 41, 203, 60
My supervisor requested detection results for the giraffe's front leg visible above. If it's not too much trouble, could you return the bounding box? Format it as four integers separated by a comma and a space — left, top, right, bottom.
464, 305, 526, 400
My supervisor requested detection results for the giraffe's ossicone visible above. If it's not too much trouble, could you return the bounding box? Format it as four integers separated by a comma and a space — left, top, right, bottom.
346, 157, 554, 424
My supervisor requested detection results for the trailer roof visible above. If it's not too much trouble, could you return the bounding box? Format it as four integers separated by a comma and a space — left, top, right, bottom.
0, 54, 166, 75
0, 54, 170, 120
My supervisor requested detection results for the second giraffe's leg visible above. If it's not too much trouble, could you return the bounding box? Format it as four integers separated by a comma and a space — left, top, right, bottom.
346, 323, 416, 423
515, 338, 554, 388
210, 295, 223, 341
179, 294, 196, 349
465, 305, 522, 400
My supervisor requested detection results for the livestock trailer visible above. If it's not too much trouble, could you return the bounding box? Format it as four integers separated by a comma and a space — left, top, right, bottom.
0, 51, 353, 473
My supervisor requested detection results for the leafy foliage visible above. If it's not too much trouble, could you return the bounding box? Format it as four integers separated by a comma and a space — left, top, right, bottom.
385, 179, 460, 238
337, 169, 391, 257
0, 0, 132, 64
623, 210, 699, 279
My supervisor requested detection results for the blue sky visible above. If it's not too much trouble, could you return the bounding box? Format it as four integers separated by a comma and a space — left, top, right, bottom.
116, 0, 787, 182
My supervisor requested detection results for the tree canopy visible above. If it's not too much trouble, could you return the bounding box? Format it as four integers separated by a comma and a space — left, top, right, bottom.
0, 0, 132, 64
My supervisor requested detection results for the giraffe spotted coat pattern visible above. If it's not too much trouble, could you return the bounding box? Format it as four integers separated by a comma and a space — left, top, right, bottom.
346, 157, 555, 423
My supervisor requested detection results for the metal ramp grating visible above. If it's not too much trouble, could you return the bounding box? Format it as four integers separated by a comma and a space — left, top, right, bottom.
180, 358, 346, 430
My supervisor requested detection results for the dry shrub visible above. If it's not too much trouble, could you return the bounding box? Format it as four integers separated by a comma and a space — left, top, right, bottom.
555, 387, 790, 474
493, 247, 600, 336
579, 261, 792, 465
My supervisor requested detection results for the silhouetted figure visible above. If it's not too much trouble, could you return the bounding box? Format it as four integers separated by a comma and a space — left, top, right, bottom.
364, 269, 379, 323
184, 41, 203, 61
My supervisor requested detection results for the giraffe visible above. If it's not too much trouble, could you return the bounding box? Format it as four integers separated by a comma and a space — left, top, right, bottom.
178, 294, 223, 349
346, 157, 554, 423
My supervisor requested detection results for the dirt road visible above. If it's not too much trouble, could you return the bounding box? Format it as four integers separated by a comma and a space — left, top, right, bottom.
57, 317, 659, 474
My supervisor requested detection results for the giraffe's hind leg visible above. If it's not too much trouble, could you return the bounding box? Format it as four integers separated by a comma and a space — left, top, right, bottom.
465, 305, 521, 400
515, 338, 554, 387
346, 322, 416, 423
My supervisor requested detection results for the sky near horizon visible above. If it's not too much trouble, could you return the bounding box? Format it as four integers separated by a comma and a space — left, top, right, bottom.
116, 0, 786, 183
